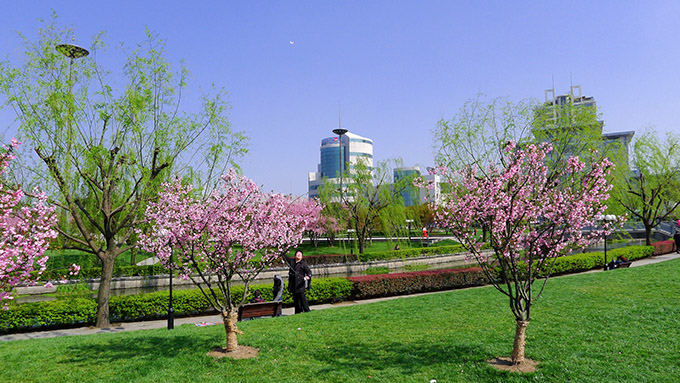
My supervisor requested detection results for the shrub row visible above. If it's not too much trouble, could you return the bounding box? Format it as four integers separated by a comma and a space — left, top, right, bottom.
0, 278, 353, 334
651, 240, 676, 255
536, 245, 653, 277
2, 244, 661, 334
348, 267, 487, 299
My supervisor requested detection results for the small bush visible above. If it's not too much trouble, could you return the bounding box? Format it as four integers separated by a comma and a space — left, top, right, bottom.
651, 240, 675, 256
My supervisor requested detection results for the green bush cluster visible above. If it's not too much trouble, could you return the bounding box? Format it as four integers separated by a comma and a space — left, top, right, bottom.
533, 245, 653, 278
0, 298, 97, 333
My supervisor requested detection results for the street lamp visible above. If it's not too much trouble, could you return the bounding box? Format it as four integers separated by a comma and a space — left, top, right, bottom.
406, 219, 414, 243
158, 229, 174, 329
598, 214, 616, 271
55, 44, 88, 152
332, 128, 348, 202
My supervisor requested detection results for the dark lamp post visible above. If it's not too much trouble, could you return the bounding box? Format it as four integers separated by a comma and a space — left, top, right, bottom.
332, 128, 348, 203
598, 214, 616, 271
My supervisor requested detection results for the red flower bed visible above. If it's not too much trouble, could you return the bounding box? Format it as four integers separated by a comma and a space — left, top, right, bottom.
651, 240, 676, 256
348, 267, 488, 299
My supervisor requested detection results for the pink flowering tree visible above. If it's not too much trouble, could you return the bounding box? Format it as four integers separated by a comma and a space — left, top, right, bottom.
426, 142, 615, 365
0, 140, 58, 308
139, 169, 321, 352
293, 198, 325, 249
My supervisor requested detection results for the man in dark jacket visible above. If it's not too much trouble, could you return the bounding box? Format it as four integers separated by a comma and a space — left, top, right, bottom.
674, 229, 680, 254
282, 250, 312, 313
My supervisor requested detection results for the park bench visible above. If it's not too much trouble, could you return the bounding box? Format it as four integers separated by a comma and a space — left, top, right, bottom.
615, 261, 632, 269
238, 301, 283, 321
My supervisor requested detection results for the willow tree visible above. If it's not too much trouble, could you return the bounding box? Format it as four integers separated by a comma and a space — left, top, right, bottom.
0, 18, 247, 327
613, 129, 680, 245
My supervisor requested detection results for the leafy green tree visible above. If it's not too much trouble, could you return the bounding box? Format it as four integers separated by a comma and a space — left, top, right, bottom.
613, 129, 680, 245
324, 158, 414, 254
0, 18, 247, 327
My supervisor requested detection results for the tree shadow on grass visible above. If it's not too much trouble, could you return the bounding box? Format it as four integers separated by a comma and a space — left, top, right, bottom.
312, 339, 484, 376
61, 330, 217, 367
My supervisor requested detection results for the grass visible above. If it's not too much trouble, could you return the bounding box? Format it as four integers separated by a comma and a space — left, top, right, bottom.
1, 259, 678, 382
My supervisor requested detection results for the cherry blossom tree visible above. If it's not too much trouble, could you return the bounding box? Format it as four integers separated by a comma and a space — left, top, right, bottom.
140, 169, 321, 352
426, 141, 615, 365
0, 140, 58, 308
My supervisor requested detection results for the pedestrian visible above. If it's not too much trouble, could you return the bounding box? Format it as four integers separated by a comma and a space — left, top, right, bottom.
249, 289, 265, 303
272, 274, 284, 301
674, 229, 680, 254
282, 250, 312, 313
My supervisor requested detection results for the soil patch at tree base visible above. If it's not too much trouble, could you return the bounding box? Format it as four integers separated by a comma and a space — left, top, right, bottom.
487, 357, 539, 373
207, 346, 259, 359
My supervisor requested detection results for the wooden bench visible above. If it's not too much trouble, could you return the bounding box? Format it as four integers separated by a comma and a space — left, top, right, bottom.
238, 301, 283, 321
615, 261, 632, 269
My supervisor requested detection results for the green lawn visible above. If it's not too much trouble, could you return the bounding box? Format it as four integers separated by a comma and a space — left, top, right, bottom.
1, 260, 678, 382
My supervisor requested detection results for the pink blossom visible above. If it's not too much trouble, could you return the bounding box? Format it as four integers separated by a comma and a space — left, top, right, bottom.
1, 140, 58, 306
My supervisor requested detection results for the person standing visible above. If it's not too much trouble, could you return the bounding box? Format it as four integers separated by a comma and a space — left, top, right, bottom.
674, 229, 680, 254
282, 250, 312, 313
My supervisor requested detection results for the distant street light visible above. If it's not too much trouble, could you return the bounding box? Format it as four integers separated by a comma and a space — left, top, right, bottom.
332, 128, 348, 203
55, 44, 89, 151
597, 215, 617, 271
158, 229, 174, 330
406, 219, 414, 242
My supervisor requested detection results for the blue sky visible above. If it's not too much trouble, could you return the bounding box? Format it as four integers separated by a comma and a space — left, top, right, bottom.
1, 1, 679, 197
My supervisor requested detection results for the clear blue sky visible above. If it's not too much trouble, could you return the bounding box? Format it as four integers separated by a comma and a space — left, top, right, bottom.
2, 1, 679, 197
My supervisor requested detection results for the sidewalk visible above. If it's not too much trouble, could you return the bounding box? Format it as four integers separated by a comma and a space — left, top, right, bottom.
2, 252, 679, 342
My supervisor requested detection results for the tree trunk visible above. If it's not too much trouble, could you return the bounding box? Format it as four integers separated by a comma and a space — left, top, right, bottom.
222, 310, 241, 352
511, 320, 530, 364
644, 225, 652, 246
95, 254, 115, 328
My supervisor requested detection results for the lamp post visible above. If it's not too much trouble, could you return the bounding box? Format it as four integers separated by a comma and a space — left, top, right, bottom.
598, 214, 616, 271
168, 252, 174, 330
332, 128, 348, 202
55, 44, 88, 152
406, 219, 414, 243
158, 229, 174, 329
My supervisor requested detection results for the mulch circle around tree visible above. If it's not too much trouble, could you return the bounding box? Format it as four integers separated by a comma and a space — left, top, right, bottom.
487, 357, 539, 373
207, 346, 259, 359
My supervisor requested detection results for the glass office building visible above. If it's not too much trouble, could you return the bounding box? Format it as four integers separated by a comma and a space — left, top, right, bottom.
308, 131, 373, 199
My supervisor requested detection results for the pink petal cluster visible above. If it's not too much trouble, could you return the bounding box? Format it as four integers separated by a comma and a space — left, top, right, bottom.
0, 140, 58, 309
430, 142, 615, 272
139, 169, 323, 311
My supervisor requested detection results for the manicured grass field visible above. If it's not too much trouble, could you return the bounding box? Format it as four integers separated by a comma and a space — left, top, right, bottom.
1, 260, 678, 382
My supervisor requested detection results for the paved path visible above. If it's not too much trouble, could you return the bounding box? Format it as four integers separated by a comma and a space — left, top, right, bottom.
2, 252, 679, 342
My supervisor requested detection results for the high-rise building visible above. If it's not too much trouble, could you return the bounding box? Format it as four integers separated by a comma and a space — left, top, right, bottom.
308, 131, 373, 199
393, 166, 441, 206
533, 86, 634, 165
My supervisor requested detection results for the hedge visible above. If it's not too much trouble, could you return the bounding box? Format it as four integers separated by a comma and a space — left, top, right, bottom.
0, 244, 659, 334
0, 278, 353, 334
348, 267, 487, 299
651, 240, 676, 256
